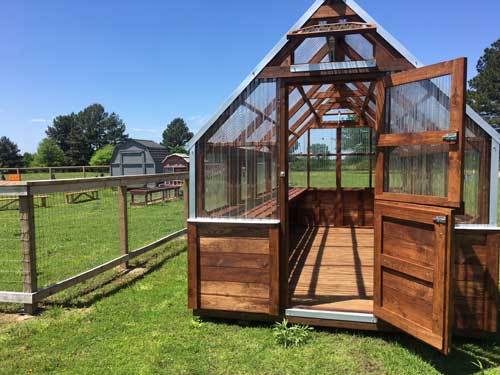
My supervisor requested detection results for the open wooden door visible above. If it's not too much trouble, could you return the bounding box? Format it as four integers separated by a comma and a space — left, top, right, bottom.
374, 58, 467, 354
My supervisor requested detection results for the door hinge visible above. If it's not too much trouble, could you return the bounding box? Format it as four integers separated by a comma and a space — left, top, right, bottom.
434, 216, 447, 224
442, 133, 458, 143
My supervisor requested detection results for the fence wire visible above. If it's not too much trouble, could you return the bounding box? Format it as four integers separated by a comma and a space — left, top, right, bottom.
0, 200, 23, 292
34, 187, 120, 289
127, 184, 185, 252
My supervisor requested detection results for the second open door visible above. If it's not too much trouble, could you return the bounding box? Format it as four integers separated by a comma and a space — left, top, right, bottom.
374, 58, 467, 354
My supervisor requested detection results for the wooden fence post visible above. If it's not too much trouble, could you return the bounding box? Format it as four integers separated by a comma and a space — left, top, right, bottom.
19, 194, 37, 314
118, 186, 129, 269
82, 166, 86, 178
183, 178, 189, 227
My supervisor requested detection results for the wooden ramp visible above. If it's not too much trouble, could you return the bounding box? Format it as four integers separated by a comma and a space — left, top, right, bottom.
289, 226, 374, 314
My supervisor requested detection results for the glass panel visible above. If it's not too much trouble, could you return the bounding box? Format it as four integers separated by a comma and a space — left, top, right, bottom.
310, 156, 337, 188
385, 75, 451, 133
342, 155, 371, 188
289, 156, 307, 188
294, 37, 327, 64
456, 116, 491, 224
345, 34, 373, 60
199, 79, 279, 219
383, 144, 449, 197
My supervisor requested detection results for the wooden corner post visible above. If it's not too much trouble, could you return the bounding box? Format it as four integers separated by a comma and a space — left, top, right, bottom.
19, 194, 37, 314
118, 185, 129, 269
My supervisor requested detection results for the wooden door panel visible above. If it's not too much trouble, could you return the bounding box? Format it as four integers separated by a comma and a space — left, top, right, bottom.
374, 201, 455, 354
375, 58, 467, 208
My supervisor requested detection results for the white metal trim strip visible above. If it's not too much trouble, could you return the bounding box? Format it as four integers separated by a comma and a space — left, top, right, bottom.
455, 224, 500, 231
187, 218, 280, 225
285, 308, 378, 324
290, 59, 376, 72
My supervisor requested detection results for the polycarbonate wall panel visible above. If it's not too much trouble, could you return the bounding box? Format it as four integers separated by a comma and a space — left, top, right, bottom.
309, 155, 337, 188
198, 79, 279, 219
289, 156, 308, 188
341, 128, 373, 188
383, 144, 449, 197
294, 37, 327, 64
342, 156, 371, 188
457, 116, 491, 224
385, 75, 451, 133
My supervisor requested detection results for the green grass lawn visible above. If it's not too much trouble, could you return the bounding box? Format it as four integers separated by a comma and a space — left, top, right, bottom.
1, 242, 500, 374
0, 178, 500, 374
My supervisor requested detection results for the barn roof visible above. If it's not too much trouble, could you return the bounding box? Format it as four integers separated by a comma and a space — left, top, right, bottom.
162, 153, 189, 164
187, 0, 500, 149
134, 139, 166, 149
114, 139, 168, 163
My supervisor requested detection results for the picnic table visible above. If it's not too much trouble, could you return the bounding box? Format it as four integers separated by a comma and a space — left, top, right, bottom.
0, 195, 48, 211
129, 184, 181, 206
65, 190, 99, 204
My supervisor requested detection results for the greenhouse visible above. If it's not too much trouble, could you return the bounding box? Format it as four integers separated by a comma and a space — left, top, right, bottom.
185, 0, 500, 354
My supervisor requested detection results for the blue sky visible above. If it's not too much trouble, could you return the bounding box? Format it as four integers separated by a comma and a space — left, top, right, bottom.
0, 0, 499, 153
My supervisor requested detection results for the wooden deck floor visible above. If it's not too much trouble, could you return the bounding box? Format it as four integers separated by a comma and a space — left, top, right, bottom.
289, 226, 374, 313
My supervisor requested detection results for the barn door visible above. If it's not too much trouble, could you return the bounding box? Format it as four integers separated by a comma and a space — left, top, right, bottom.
374, 58, 467, 354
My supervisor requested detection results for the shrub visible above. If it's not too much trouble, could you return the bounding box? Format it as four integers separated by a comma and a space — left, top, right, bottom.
273, 319, 313, 348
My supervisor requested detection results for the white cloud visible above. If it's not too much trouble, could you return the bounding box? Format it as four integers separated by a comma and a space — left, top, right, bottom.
31, 118, 48, 123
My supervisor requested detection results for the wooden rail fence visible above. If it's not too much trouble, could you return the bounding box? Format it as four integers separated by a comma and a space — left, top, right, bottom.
0, 172, 189, 314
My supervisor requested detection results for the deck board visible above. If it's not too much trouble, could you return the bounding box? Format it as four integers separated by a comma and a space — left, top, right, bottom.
289, 226, 374, 313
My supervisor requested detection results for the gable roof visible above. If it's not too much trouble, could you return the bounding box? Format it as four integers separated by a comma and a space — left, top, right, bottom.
187, 0, 500, 148
133, 139, 166, 149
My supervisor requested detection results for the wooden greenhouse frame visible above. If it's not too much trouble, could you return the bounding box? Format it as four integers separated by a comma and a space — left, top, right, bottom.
186, 0, 500, 354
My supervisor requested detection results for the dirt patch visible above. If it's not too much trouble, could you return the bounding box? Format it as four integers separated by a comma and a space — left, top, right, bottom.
0, 312, 35, 325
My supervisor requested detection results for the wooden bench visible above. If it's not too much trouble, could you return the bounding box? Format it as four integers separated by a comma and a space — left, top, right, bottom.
243, 188, 307, 219
65, 190, 99, 204
129, 185, 181, 206
0, 195, 48, 211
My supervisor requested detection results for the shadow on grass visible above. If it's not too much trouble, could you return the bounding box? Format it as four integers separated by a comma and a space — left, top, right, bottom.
0, 240, 187, 316
44, 241, 188, 309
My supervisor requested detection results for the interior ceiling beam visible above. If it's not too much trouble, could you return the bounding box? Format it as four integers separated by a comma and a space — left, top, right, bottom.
288, 98, 341, 148
297, 86, 321, 123
311, 89, 364, 99
242, 101, 276, 125
289, 86, 337, 134
360, 81, 376, 118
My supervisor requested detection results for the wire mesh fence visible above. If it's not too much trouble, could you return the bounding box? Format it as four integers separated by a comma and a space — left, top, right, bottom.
0, 203, 23, 292
0, 166, 110, 182
34, 187, 121, 289
0, 172, 188, 312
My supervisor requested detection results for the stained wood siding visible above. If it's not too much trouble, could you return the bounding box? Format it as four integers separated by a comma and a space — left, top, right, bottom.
188, 222, 280, 316
454, 230, 500, 335
290, 188, 374, 227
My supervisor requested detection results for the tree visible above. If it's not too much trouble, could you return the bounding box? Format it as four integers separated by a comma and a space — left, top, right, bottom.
22, 152, 34, 167
468, 38, 500, 132
32, 139, 65, 167
90, 145, 115, 166
310, 143, 329, 158
162, 118, 193, 154
46, 103, 128, 165
0, 136, 22, 167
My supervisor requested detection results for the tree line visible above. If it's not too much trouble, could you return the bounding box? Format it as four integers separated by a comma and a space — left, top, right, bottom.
0, 104, 194, 168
